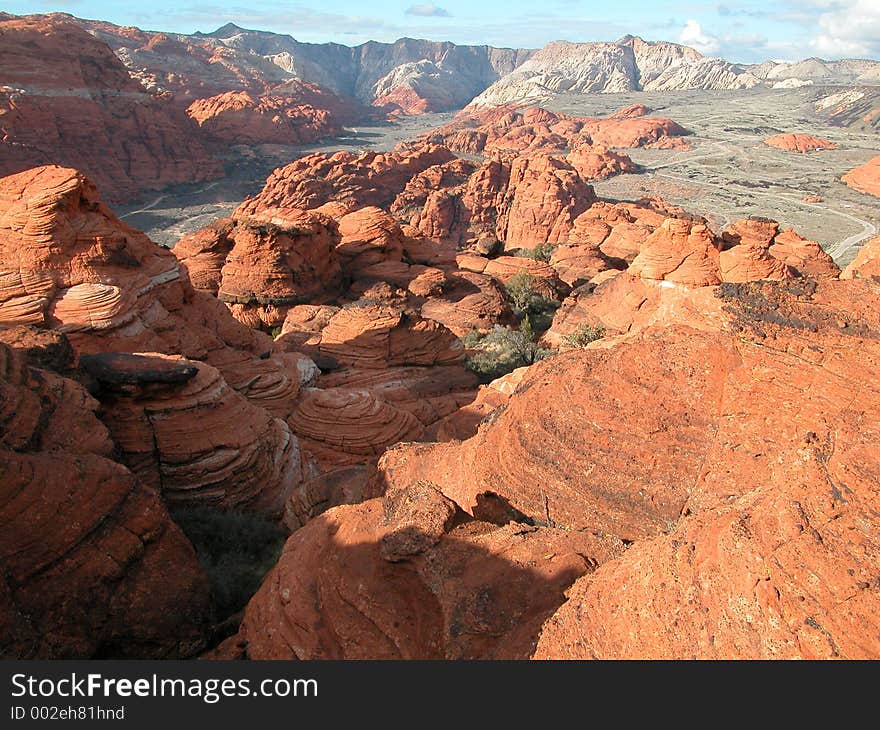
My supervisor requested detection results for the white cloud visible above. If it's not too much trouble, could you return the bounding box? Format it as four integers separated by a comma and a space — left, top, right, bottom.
809, 0, 880, 58
405, 4, 452, 17
679, 19, 721, 56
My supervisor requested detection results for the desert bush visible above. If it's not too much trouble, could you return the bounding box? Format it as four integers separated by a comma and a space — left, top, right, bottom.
504, 272, 560, 333
170, 507, 287, 619
562, 323, 605, 348
462, 324, 556, 383
510, 242, 557, 262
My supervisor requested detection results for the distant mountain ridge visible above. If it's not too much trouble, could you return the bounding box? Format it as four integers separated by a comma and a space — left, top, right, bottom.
4, 13, 880, 115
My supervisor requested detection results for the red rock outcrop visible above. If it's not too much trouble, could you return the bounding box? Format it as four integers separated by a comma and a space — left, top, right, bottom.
423, 105, 688, 155
200, 210, 342, 330
0, 17, 220, 203
316, 304, 465, 369
368, 278, 880, 659
627, 217, 722, 286
722, 219, 840, 279
237, 145, 457, 216
81, 352, 305, 516
841, 235, 880, 279
236, 482, 625, 659
842, 156, 880, 198
186, 89, 345, 147
336, 207, 406, 276
0, 166, 307, 419
763, 133, 837, 153
288, 387, 424, 467
0, 341, 213, 658
533, 280, 880, 659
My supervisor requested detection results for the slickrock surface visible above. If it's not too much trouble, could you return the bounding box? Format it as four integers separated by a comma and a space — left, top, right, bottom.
81, 352, 305, 516
0, 342, 212, 658
363, 278, 880, 659
763, 133, 837, 153
0, 17, 219, 203
236, 482, 625, 658
843, 156, 880, 198
533, 280, 880, 659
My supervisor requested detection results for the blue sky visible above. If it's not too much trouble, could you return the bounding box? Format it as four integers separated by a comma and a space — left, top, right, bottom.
4, 1, 880, 62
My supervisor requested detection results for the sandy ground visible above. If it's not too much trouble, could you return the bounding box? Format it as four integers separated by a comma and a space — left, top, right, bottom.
118, 89, 879, 265
544, 86, 879, 266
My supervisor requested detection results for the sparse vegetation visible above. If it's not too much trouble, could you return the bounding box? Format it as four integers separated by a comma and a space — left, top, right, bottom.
510, 242, 557, 262
269, 325, 283, 338
461, 323, 556, 383
504, 272, 561, 334
170, 507, 287, 619
562, 323, 605, 348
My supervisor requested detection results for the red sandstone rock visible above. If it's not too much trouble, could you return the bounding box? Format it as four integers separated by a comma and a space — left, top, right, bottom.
0, 341, 212, 658
214, 209, 343, 329
317, 304, 465, 369
533, 281, 880, 658
764, 133, 837, 153
841, 235, 880, 279
722, 219, 839, 279
843, 156, 880, 198
610, 103, 651, 119
81, 352, 305, 516
237, 483, 625, 658
0, 17, 220, 203
424, 104, 687, 155
336, 206, 406, 276
0, 166, 306, 419
371, 279, 880, 658
237, 145, 457, 216
628, 217, 722, 286
287, 387, 424, 467
186, 88, 345, 147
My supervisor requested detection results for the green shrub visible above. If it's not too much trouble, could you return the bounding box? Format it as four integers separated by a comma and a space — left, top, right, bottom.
269, 325, 283, 339
461, 324, 556, 383
510, 242, 557, 262
504, 272, 560, 333
562, 323, 605, 348
170, 507, 287, 619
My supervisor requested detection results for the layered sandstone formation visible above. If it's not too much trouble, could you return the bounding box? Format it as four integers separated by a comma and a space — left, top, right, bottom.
422, 105, 688, 157
81, 352, 304, 515
0, 16, 220, 203
0, 340, 213, 658
176, 210, 343, 330
0, 166, 311, 420
763, 133, 837, 153
186, 89, 345, 146
231, 274, 880, 659
470, 37, 759, 107
841, 236, 880, 279
843, 156, 880, 198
